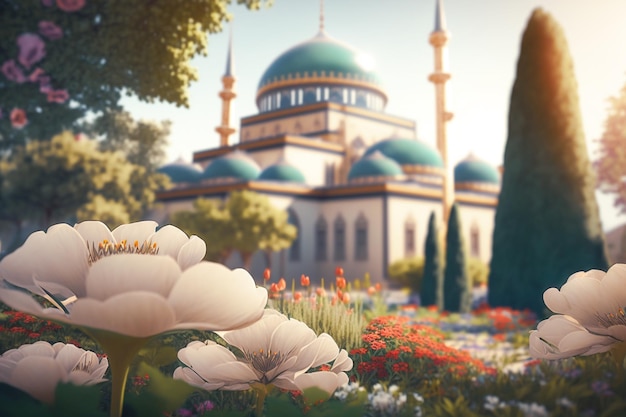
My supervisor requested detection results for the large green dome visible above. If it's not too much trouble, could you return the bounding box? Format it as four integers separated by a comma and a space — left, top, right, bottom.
259, 162, 306, 183
259, 33, 382, 88
348, 151, 403, 181
364, 137, 444, 169
203, 152, 260, 181
454, 155, 500, 184
158, 161, 202, 183
256, 32, 386, 112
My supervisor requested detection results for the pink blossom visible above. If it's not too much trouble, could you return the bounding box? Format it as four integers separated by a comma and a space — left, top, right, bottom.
38, 75, 52, 93
28, 68, 46, 83
56, 0, 86, 12
1, 60, 26, 83
47, 89, 69, 104
38, 21, 63, 40
41, 0, 55, 6
17, 33, 46, 69
10, 108, 28, 129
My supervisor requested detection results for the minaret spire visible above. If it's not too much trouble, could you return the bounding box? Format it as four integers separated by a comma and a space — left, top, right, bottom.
319, 0, 325, 33
216, 23, 237, 147
428, 0, 454, 226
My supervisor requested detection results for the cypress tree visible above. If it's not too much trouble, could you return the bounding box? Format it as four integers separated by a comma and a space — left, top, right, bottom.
421, 211, 444, 309
488, 8, 608, 316
444, 203, 471, 313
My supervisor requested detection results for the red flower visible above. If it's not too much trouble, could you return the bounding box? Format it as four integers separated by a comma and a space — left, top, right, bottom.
263, 268, 271, 281
293, 291, 302, 302
47, 89, 69, 104
276, 278, 286, 291
335, 266, 344, 277
56, 0, 86, 12
38, 20, 63, 40
10, 108, 28, 129
300, 274, 310, 287
336, 277, 346, 290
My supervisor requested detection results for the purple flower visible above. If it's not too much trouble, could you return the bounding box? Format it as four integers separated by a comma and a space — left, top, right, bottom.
175, 409, 194, 417
1, 60, 26, 83
38, 21, 63, 40
41, 0, 54, 6
17, 33, 46, 69
47, 89, 69, 104
38, 75, 52, 93
194, 400, 215, 413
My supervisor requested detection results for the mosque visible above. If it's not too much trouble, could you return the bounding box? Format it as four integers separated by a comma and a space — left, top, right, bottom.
154, 0, 501, 285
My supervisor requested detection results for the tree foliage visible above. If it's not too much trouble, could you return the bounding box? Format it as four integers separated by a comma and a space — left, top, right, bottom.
421, 211, 443, 309
488, 8, 608, 315
171, 190, 297, 267
0, 0, 270, 148
0, 131, 168, 234
386, 257, 424, 293
443, 203, 471, 313
595, 81, 626, 215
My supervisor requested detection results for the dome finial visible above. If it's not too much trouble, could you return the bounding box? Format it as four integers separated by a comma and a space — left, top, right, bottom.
319, 0, 325, 33
224, 21, 234, 76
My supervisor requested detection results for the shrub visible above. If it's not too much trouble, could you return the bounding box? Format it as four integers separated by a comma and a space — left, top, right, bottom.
387, 257, 424, 292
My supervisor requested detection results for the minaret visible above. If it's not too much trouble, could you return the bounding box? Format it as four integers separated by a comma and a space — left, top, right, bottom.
428, 0, 454, 226
216, 26, 236, 147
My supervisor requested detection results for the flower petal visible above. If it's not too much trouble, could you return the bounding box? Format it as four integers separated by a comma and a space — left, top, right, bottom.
295, 371, 340, 397
0, 224, 89, 297
177, 235, 206, 270
219, 309, 286, 353
168, 262, 267, 331
150, 225, 190, 259
11, 356, 64, 404
85, 255, 181, 301
111, 221, 157, 244
70, 292, 177, 337
74, 221, 114, 247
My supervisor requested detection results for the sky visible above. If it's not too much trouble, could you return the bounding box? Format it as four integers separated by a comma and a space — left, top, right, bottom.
121, 0, 626, 231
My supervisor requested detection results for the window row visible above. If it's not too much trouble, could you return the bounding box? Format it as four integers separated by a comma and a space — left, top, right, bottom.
259, 86, 385, 113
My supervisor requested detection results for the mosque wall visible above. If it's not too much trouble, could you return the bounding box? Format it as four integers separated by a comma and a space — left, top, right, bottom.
282, 147, 344, 186
327, 111, 415, 149
455, 201, 496, 264
386, 195, 443, 267
240, 110, 327, 142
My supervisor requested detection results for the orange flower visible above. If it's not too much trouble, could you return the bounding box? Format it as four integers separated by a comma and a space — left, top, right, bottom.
315, 287, 326, 297
10, 108, 27, 129
263, 268, 271, 281
367, 286, 377, 296
341, 292, 350, 304
335, 266, 344, 277
300, 274, 310, 287
336, 277, 346, 290
276, 278, 286, 291
270, 283, 279, 293
293, 291, 302, 302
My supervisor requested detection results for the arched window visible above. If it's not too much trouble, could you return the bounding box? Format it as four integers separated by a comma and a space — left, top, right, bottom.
354, 213, 368, 261
470, 224, 480, 258
315, 215, 328, 261
329, 88, 342, 103
334, 215, 346, 261
288, 209, 300, 261
405, 220, 416, 257
280, 91, 291, 108
303, 88, 316, 104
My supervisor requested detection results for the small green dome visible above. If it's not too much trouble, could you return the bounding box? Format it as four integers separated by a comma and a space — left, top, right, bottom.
203, 152, 260, 181
454, 155, 500, 184
348, 151, 403, 180
157, 162, 202, 183
258, 33, 383, 89
364, 137, 444, 168
259, 162, 306, 183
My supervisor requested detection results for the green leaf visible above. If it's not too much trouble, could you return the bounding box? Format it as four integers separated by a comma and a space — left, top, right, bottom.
51, 383, 108, 417
0, 383, 52, 417
134, 362, 196, 412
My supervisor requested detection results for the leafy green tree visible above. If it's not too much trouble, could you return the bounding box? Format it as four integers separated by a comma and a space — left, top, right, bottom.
595, 81, 626, 216
467, 257, 489, 288
443, 203, 471, 313
0, 131, 134, 228
0, 0, 269, 147
421, 211, 443, 309
171, 191, 297, 268
488, 8, 608, 315
387, 257, 424, 293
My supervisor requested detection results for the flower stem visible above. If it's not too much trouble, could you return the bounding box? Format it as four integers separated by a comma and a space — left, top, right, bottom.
252, 383, 273, 417
82, 328, 150, 417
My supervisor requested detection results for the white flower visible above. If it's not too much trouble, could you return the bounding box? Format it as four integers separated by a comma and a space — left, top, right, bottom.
530, 264, 626, 359
0, 341, 108, 404
174, 309, 352, 396
0, 221, 267, 337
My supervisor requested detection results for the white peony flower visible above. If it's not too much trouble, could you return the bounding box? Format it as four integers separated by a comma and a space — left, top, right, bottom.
174, 309, 352, 395
530, 264, 626, 359
0, 221, 267, 337
0, 221, 268, 417
0, 341, 108, 404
